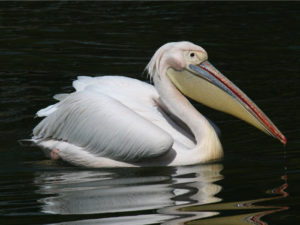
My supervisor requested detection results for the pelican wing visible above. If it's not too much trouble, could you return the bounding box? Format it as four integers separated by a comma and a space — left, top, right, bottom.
33, 77, 174, 162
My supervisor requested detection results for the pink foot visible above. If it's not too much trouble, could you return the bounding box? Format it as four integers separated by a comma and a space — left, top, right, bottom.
50, 148, 60, 160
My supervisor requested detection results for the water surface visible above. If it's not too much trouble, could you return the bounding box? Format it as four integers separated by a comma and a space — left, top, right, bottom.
0, 2, 299, 225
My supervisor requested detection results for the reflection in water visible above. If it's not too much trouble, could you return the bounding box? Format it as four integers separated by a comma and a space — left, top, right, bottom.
34, 164, 223, 224
179, 175, 289, 225
33, 164, 289, 225
36, 170, 173, 215
0, 2, 297, 225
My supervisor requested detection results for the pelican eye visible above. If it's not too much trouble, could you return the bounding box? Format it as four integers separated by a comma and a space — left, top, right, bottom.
184, 51, 199, 63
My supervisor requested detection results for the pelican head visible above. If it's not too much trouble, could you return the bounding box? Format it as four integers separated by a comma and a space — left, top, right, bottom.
147, 41, 286, 144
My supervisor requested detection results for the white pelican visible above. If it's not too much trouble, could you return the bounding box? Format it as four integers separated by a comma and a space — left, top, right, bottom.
32, 41, 286, 167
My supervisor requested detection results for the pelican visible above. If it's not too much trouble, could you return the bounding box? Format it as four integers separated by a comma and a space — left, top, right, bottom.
31, 41, 286, 167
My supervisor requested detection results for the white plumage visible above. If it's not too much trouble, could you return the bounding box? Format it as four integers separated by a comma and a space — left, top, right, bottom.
33, 75, 212, 167
32, 41, 285, 167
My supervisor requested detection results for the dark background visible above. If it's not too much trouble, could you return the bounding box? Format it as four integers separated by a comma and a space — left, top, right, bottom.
0, 2, 299, 225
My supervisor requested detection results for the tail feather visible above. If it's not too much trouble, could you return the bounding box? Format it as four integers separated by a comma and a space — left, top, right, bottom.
53, 93, 69, 101
36, 103, 58, 117
72, 76, 94, 91
18, 139, 36, 147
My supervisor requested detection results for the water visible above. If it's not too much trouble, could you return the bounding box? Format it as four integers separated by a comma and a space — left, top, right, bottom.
0, 2, 299, 225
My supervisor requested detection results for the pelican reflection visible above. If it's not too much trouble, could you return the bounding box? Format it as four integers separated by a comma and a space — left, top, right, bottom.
34, 163, 288, 225
34, 163, 223, 224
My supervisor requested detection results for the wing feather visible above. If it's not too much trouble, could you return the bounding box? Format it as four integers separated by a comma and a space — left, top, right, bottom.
33, 89, 173, 162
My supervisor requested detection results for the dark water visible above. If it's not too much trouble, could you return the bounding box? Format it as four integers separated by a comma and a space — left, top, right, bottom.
1, 2, 299, 225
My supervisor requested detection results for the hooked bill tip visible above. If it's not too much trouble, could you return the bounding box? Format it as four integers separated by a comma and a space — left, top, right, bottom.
281, 136, 287, 145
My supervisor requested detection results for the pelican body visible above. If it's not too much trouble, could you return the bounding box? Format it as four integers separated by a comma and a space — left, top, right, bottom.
32, 42, 286, 167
